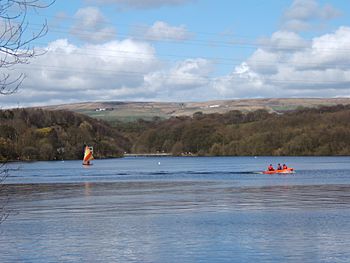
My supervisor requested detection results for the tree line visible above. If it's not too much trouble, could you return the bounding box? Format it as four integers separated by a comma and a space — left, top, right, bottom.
115, 104, 350, 156
0, 108, 130, 161
1, 104, 350, 161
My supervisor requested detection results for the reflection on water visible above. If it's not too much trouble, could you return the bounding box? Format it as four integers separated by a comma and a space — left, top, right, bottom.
1, 157, 350, 263
4, 182, 350, 217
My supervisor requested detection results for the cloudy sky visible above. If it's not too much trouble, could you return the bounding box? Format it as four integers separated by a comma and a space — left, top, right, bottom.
1, 0, 350, 107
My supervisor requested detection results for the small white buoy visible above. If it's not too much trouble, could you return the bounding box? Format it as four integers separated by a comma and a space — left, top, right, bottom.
158, 162, 161, 165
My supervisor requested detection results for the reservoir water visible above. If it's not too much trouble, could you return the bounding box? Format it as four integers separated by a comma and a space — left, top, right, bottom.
1, 156, 350, 262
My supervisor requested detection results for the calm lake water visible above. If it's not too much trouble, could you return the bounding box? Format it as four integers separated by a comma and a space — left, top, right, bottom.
1, 156, 350, 263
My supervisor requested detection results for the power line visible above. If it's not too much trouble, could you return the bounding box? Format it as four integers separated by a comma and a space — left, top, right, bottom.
21, 46, 350, 69
22, 54, 350, 74
23, 22, 350, 53
6, 5, 350, 54
11, 33, 345, 70
13, 63, 350, 86
23, 8, 350, 45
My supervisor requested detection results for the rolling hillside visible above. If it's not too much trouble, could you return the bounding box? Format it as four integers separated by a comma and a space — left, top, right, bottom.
44, 98, 350, 122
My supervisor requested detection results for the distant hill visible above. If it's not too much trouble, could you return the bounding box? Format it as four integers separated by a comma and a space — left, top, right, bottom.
44, 98, 350, 123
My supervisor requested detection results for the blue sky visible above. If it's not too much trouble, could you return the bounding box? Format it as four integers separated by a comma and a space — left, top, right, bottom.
2, 0, 350, 107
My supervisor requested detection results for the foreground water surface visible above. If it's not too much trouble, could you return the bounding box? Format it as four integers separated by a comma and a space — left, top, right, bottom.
1, 156, 350, 262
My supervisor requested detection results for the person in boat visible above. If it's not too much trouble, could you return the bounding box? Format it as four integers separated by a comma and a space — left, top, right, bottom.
277, 163, 282, 170
267, 164, 274, 171
283, 164, 288, 169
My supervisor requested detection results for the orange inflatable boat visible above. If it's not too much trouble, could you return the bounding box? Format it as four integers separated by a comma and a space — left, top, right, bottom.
263, 168, 294, 174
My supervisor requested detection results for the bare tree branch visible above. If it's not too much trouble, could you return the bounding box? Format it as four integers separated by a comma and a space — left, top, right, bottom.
0, 0, 55, 224
0, 0, 55, 95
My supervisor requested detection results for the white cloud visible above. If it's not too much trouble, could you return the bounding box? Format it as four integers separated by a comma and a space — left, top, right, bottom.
212, 63, 268, 98
285, 0, 340, 21
0, 39, 161, 107
0, 39, 216, 107
259, 30, 309, 51
291, 26, 350, 70
212, 26, 350, 98
142, 58, 215, 101
71, 7, 116, 43
282, 0, 341, 32
3, 26, 350, 108
2, 3, 350, 109
144, 58, 212, 93
144, 21, 192, 41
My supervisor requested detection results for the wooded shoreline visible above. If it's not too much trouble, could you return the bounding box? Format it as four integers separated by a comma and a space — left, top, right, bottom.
1, 104, 350, 161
